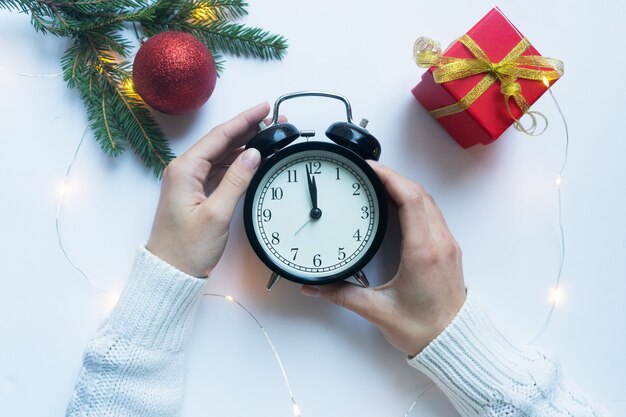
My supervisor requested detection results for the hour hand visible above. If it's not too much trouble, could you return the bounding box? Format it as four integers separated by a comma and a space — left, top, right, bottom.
311, 174, 318, 209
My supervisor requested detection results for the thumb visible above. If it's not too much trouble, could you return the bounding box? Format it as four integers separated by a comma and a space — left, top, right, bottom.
206, 148, 261, 218
301, 283, 385, 323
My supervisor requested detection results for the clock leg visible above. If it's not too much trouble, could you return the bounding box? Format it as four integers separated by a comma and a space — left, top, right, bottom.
266, 272, 281, 291
353, 270, 370, 288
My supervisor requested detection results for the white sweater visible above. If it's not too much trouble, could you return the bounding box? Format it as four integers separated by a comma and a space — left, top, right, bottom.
66, 247, 607, 417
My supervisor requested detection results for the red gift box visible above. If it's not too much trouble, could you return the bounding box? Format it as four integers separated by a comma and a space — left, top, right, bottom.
412, 8, 563, 148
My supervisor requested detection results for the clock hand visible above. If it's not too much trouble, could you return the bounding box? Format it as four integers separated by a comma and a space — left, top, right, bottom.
305, 164, 314, 207
294, 218, 313, 236
305, 164, 322, 220
311, 174, 318, 209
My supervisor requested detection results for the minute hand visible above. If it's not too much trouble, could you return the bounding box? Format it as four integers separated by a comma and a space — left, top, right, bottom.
305, 165, 321, 220
305, 165, 318, 209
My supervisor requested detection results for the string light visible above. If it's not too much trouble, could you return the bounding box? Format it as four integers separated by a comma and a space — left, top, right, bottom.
122, 78, 135, 93
0, 7, 582, 407
191, 6, 216, 21
292, 402, 302, 417
529, 84, 571, 344
0, 3, 617, 412
482, 5, 571, 346
59, 182, 68, 199
47, 85, 571, 416
403, 382, 435, 417
549, 287, 566, 306
103, 290, 122, 312
203, 294, 302, 416
0, 65, 59, 78
55, 128, 106, 293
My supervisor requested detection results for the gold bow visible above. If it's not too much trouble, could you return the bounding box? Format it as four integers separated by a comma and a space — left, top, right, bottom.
414, 35, 564, 135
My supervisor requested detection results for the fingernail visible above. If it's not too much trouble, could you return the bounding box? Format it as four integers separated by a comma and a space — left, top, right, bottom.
300, 286, 320, 298
242, 148, 261, 170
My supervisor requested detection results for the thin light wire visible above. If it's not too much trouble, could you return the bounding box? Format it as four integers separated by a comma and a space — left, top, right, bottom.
203, 293, 301, 414
403, 382, 436, 416
530, 88, 569, 343
0, 62, 104, 294
0, 65, 60, 78
55, 128, 106, 293
488, 6, 571, 343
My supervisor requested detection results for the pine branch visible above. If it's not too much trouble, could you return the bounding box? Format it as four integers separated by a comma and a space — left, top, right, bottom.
139, 0, 247, 23
57, 0, 146, 15
62, 31, 174, 175
143, 20, 287, 60
62, 33, 126, 156
0, 0, 67, 35
4, 0, 287, 176
189, 0, 248, 21
105, 70, 174, 177
192, 21, 288, 60
211, 49, 225, 74
138, 0, 286, 60
6, 0, 151, 36
0, 0, 28, 12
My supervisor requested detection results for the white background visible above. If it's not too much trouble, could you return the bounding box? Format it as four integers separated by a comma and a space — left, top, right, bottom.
1, 0, 625, 416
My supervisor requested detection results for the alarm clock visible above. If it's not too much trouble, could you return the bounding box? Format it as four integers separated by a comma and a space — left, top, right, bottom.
243, 91, 387, 291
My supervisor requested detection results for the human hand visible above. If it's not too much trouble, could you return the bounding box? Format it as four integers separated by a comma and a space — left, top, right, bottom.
146, 103, 270, 278
301, 162, 466, 356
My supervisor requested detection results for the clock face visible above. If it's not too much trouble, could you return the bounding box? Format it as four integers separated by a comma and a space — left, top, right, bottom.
244, 142, 387, 285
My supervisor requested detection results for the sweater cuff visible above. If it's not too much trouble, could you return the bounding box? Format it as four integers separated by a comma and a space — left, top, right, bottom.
408, 292, 557, 416
104, 245, 206, 352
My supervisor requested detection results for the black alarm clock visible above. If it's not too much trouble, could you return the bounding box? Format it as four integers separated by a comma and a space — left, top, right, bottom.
243, 91, 387, 291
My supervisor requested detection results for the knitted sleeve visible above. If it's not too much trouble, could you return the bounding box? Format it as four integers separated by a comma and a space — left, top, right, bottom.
408, 293, 608, 417
66, 246, 206, 417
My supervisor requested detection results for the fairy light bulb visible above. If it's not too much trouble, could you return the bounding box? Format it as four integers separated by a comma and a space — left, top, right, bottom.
549, 287, 565, 306
103, 290, 121, 312
555, 175, 562, 186
292, 403, 301, 417
542, 75, 550, 88
224, 295, 234, 302
59, 182, 68, 198
191, 6, 215, 20
122, 78, 135, 93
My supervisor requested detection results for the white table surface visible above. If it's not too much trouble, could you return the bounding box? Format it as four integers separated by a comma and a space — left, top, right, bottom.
1, 1, 625, 416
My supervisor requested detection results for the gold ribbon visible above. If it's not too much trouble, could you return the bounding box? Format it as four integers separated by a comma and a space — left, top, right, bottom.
414, 35, 564, 135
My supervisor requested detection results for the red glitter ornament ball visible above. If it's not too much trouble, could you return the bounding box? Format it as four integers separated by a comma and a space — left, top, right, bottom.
133, 31, 217, 115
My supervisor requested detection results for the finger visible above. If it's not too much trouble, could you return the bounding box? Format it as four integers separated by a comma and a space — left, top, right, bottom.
368, 161, 427, 206
203, 148, 261, 221
368, 161, 432, 245
193, 112, 287, 183
184, 102, 270, 163
421, 193, 454, 241
204, 166, 228, 195
208, 148, 245, 178
203, 148, 244, 194
301, 283, 387, 323
208, 114, 285, 170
